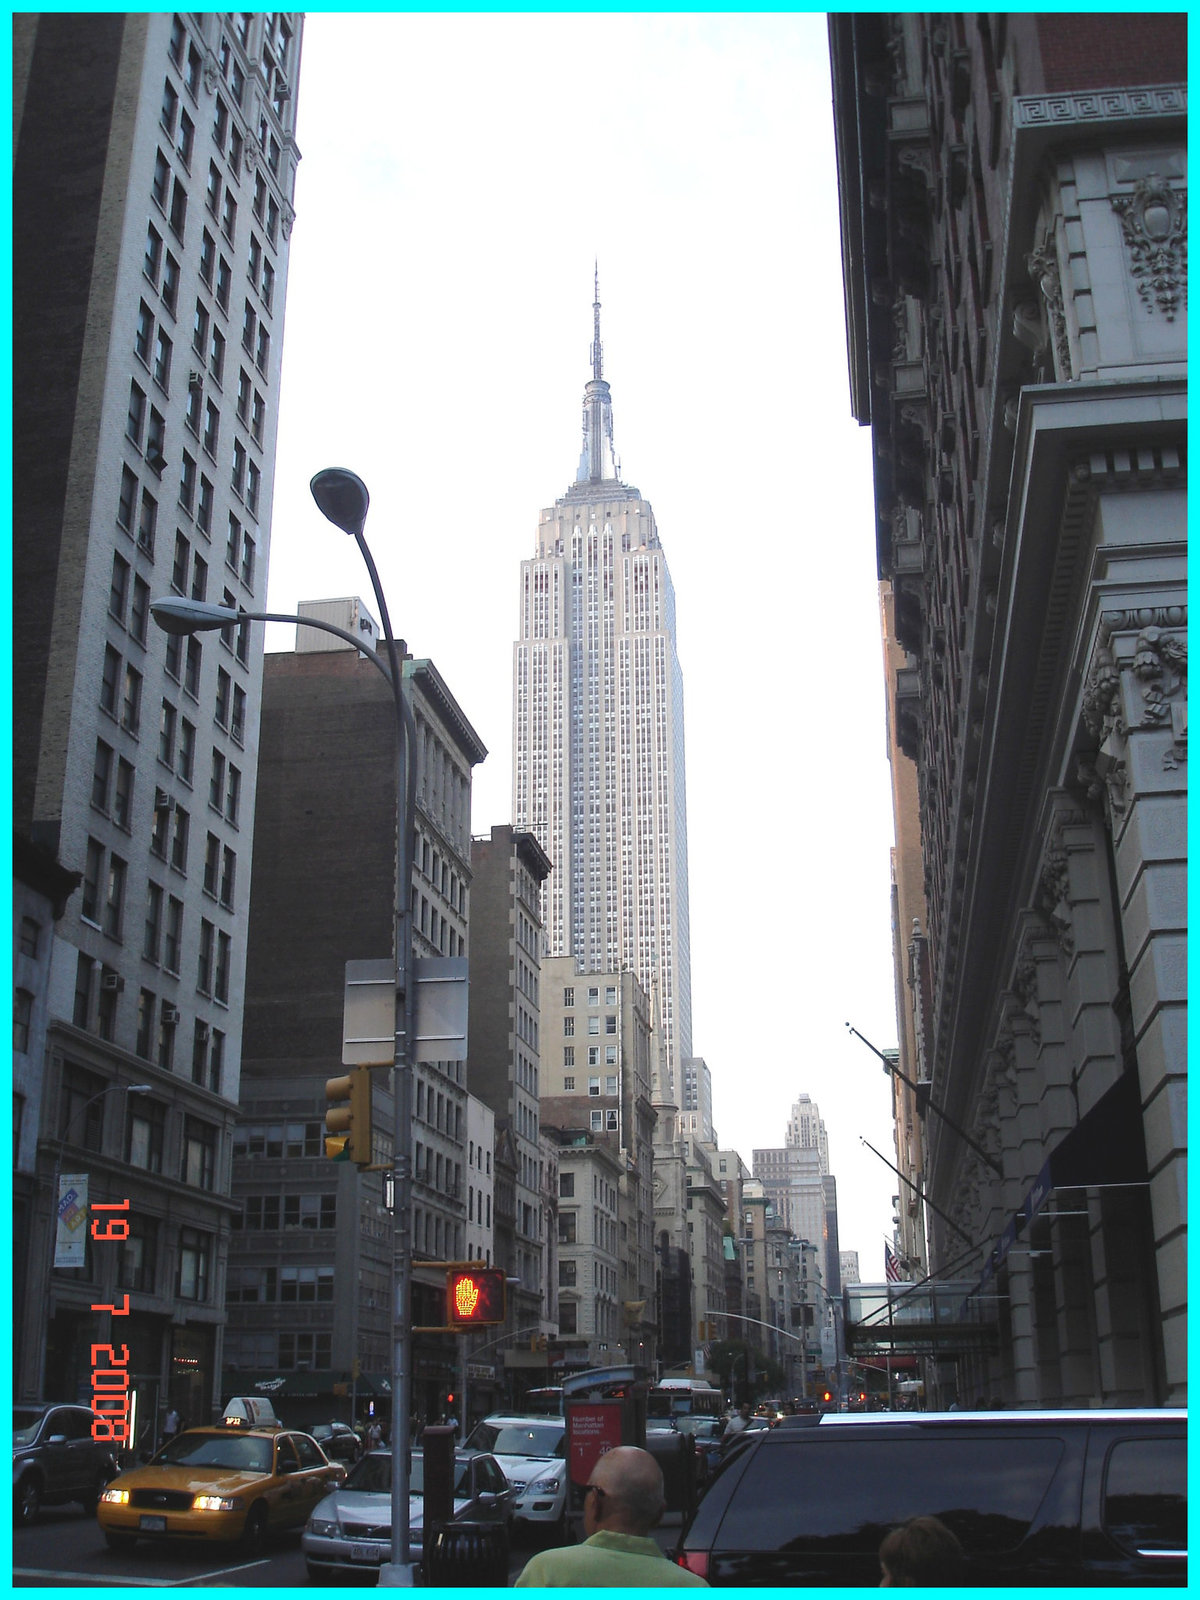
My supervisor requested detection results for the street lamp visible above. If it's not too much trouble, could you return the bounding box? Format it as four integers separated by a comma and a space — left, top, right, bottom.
151, 469, 420, 1584
50, 1082, 154, 1252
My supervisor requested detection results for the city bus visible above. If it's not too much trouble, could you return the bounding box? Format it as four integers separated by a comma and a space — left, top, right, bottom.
647, 1378, 725, 1424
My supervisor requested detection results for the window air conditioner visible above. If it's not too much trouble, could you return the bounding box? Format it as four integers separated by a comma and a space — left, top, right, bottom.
101, 972, 124, 993
188, 371, 204, 391
163, 1003, 180, 1026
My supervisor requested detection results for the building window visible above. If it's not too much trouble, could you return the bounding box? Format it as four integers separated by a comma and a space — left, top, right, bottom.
558, 1213, 576, 1245
587, 1014, 600, 1036
161, 253, 180, 315
563, 1047, 574, 1068
176, 1227, 211, 1301
143, 881, 163, 962
13, 988, 33, 1053
590, 1110, 603, 1131
164, 896, 183, 974
170, 804, 189, 872
606, 1014, 617, 1034
563, 1015, 575, 1037
197, 918, 213, 994
181, 1117, 217, 1189
177, 719, 195, 784
103, 854, 127, 938
59, 1066, 106, 1150
606, 1110, 618, 1131
118, 465, 138, 530
559, 1260, 576, 1287
126, 1098, 165, 1173
118, 1214, 158, 1293
559, 1301, 578, 1334
214, 930, 231, 1003
560, 1172, 575, 1198
92, 738, 113, 812
135, 987, 155, 1058
19, 916, 40, 959
563, 1075, 575, 1090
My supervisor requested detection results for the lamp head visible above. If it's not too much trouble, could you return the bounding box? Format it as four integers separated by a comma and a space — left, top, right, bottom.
151, 598, 240, 635
311, 468, 370, 537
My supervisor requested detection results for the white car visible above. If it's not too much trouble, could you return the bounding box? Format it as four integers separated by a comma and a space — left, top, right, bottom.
462, 1415, 568, 1537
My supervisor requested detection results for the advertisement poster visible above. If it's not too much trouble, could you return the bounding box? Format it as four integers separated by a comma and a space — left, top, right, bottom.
54, 1173, 89, 1269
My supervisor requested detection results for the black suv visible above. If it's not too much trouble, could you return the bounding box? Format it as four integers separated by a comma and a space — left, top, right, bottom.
13, 1403, 119, 1525
673, 1409, 1186, 1586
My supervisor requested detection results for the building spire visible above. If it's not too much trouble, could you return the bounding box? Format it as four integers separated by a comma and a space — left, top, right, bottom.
575, 263, 620, 486
591, 259, 603, 381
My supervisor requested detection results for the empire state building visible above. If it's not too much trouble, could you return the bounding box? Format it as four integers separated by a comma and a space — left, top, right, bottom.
513, 279, 693, 1090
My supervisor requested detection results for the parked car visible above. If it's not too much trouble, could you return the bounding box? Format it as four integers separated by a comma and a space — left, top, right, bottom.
302, 1448, 514, 1581
311, 1422, 362, 1464
97, 1420, 345, 1552
674, 1409, 1187, 1586
14, 1403, 119, 1526
462, 1414, 567, 1537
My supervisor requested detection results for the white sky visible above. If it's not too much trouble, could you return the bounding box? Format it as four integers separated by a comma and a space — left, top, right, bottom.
265, 12, 902, 1278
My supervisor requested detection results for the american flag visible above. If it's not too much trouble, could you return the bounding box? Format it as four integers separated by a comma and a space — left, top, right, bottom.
885, 1245, 903, 1282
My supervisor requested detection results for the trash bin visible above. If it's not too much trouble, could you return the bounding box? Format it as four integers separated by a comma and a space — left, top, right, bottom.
422, 1519, 509, 1587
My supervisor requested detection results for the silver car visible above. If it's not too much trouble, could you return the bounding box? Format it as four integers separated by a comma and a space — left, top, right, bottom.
14, 1404, 118, 1526
302, 1448, 514, 1581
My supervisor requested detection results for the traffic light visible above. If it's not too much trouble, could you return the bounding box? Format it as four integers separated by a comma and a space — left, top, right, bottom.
446, 1267, 507, 1326
325, 1068, 372, 1164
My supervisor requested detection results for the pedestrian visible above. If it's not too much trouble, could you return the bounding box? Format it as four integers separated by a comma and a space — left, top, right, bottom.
163, 1406, 180, 1445
724, 1404, 751, 1435
878, 1516, 966, 1586
515, 1446, 708, 1587
367, 1419, 383, 1450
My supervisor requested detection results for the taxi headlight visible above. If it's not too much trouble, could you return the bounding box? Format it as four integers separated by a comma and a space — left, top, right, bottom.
193, 1494, 244, 1512
101, 1488, 131, 1505
528, 1473, 561, 1494
307, 1516, 341, 1536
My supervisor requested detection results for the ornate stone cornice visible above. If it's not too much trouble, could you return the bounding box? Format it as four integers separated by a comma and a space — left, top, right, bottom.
1015, 85, 1186, 130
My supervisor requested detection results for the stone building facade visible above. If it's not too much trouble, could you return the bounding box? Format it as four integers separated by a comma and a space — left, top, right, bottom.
13, 12, 302, 1433
226, 628, 487, 1426
830, 13, 1186, 1404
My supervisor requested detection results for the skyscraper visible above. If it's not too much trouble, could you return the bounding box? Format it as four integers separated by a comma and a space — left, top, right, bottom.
13, 12, 302, 1424
512, 278, 693, 1094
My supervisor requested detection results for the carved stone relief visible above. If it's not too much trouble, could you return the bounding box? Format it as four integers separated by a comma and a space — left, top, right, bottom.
1111, 177, 1188, 321
1035, 847, 1074, 955
1027, 237, 1073, 378
1132, 626, 1187, 725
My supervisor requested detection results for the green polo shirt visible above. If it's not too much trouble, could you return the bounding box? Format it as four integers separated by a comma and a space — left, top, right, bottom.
515, 1529, 709, 1587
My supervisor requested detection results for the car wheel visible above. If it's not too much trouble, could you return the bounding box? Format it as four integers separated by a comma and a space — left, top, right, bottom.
104, 1530, 138, 1552
242, 1502, 270, 1555
15, 1476, 41, 1527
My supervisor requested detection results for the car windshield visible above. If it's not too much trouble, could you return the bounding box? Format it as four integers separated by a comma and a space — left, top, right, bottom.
156, 1432, 272, 1472
344, 1453, 471, 1497
14, 1409, 47, 1445
467, 1423, 564, 1459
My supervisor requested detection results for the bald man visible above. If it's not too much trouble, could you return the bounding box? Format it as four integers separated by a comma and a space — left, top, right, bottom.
515, 1445, 708, 1588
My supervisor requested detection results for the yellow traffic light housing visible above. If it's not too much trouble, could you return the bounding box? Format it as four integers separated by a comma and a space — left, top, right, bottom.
325, 1067, 372, 1165
446, 1267, 507, 1326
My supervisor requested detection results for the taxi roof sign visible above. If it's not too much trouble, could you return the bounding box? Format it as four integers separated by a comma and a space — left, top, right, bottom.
221, 1395, 280, 1429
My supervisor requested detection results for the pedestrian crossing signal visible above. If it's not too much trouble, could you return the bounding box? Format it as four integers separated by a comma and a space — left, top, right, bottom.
446, 1268, 506, 1325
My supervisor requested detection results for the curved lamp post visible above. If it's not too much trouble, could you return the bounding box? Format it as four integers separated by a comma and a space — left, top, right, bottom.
151, 469, 419, 1584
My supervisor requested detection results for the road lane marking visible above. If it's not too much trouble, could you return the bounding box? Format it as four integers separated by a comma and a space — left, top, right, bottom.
14, 1558, 271, 1587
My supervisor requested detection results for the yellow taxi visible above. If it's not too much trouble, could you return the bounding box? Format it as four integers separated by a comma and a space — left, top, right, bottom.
97, 1408, 346, 1552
